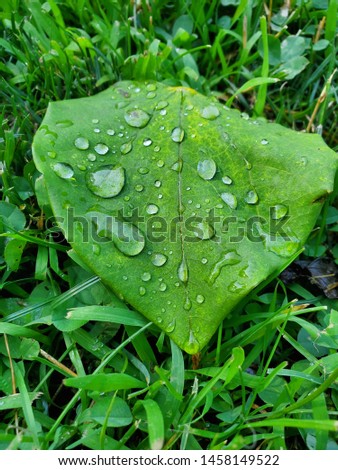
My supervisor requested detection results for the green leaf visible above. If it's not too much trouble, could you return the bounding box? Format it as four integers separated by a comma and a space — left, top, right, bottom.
134, 399, 165, 450
88, 396, 133, 428
64, 373, 146, 392
32, 80, 337, 353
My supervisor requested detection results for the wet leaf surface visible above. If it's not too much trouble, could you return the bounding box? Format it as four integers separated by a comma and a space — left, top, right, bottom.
32, 81, 337, 353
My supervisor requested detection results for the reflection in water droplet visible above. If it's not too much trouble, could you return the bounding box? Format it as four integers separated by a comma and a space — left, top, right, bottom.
178, 257, 189, 284
124, 109, 151, 128
222, 175, 232, 185
143, 138, 153, 147
139, 286, 146, 296
107, 129, 115, 135
51, 162, 74, 179
171, 127, 184, 143
159, 282, 167, 292
261, 139, 269, 145
245, 189, 259, 205
74, 137, 89, 150
201, 105, 220, 120
208, 251, 242, 285
135, 184, 144, 192
146, 204, 159, 215
120, 142, 132, 154
271, 204, 288, 220
141, 272, 151, 281
151, 253, 167, 266
86, 164, 125, 198
194, 221, 215, 240
94, 143, 109, 155
197, 159, 217, 180
221, 192, 237, 209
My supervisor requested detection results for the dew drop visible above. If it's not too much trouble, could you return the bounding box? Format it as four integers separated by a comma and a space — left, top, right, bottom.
124, 109, 151, 128
171, 161, 182, 172
138, 167, 149, 175
171, 127, 185, 143
178, 257, 189, 284
244, 158, 252, 170
160, 109, 167, 116
93, 128, 101, 133
56, 119, 73, 128
245, 189, 259, 205
141, 272, 151, 282
143, 138, 153, 147
153, 145, 161, 152
151, 253, 168, 267
196, 294, 205, 304
197, 159, 217, 180
120, 142, 132, 154
201, 105, 220, 120
228, 281, 245, 293
184, 331, 200, 355
135, 184, 144, 192
221, 192, 237, 209
146, 204, 159, 215
146, 83, 157, 92
201, 257, 208, 264
107, 129, 115, 136
222, 175, 232, 185
166, 319, 176, 333
147, 91, 156, 99
74, 137, 89, 150
156, 100, 168, 110
208, 251, 242, 285
157, 159, 165, 168
86, 164, 125, 198
87, 153, 96, 162
92, 119, 99, 124
193, 221, 215, 240
51, 162, 74, 179
184, 296, 192, 311
261, 138, 269, 145
92, 244, 101, 255
271, 204, 288, 220
159, 282, 167, 292
47, 151, 57, 159
139, 286, 146, 296
94, 143, 109, 155
122, 275, 128, 281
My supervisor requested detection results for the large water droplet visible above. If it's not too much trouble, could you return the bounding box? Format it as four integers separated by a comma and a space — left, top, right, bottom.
94, 143, 109, 155
221, 192, 237, 209
222, 175, 232, 185
120, 142, 132, 155
178, 257, 189, 284
86, 164, 125, 198
184, 331, 200, 355
171, 127, 184, 143
151, 253, 167, 267
201, 105, 220, 120
88, 211, 145, 256
74, 137, 89, 150
245, 189, 259, 205
193, 221, 215, 240
197, 159, 217, 180
141, 272, 151, 282
271, 204, 288, 220
51, 162, 74, 179
124, 109, 151, 128
146, 204, 159, 215
208, 251, 242, 285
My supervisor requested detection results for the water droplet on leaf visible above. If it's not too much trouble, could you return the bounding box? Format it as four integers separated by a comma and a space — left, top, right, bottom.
74, 137, 89, 150
196, 294, 205, 304
146, 204, 159, 215
271, 204, 288, 220
221, 192, 237, 209
171, 127, 184, 143
193, 221, 215, 240
124, 109, 151, 128
261, 138, 269, 145
139, 286, 146, 296
178, 257, 189, 284
51, 162, 74, 179
86, 164, 125, 198
245, 189, 259, 205
197, 159, 217, 180
222, 175, 232, 185
94, 143, 109, 155
201, 105, 220, 120
151, 253, 167, 267
209, 251, 242, 285
159, 282, 167, 292
120, 142, 132, 154
143, 138, 152, 147
141, 272, 151, 281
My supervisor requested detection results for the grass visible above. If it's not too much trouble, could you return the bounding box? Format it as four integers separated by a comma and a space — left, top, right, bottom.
0, 0, 338, 450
